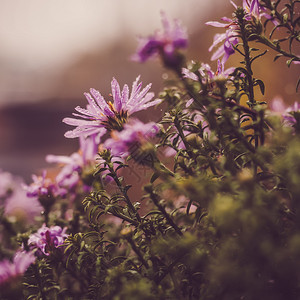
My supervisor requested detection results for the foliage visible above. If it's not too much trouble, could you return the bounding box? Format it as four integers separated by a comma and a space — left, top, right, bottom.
0, 1, 299, 299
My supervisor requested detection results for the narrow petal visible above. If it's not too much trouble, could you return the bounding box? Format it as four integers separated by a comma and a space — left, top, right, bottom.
182, 68, 198, 81
84, 92, 102, 115
89, 88, 110, 112
133, 83, 152, 104
208, 33, 227, 52
74, 106, 98, 118
121, 84, 129, 105
131, 75, 141, 97
205, 21, 228, 28
63, 117, 97, 126
230, 0, 237, 9
46, 155, 72, 164
130, 98, 161, 114
161, 11, 171, 36
111, 77, 122, 112
211, 44, 225, 61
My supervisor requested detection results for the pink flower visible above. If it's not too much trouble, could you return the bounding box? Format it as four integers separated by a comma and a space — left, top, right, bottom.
4, 187, 42, 223
23, 170, 63, 199
283, 102, 300, 127
132, 11, 187, 65
206, 18, 239, 64
206, 0, 278, 63
182, 60, 235, 84
0, 251, 35, 286
241, 0, 278, 24
0, 170, 42, 222
270, 97, 300, 132
46, 136, 98, 190
63, 76, 160, 142
28, 224, 68, 256
269, 97, 286, 114
104, 119, 159, 158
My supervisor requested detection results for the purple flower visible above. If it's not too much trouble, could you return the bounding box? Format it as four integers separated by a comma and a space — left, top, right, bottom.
242, 0, 261, 19
206, 18, 239, 64
23, 170, 58, 198
63, 76, 160, 142
270, 98, 300, 132
46, 136, 98, 190
0, 251, 35, 286
270, 97, 286, 114
27, 224, 68, 256
207, 0, 279, 63
0, 170, 42, 222
183, 60, 235, 84
283, 102, 300, 127
104, 119, 160, 158
132, 11, 187, 64
4, 187, 42, 223
241, 0, 278, 23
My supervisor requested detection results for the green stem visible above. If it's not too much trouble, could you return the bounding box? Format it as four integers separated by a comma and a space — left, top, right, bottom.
256, 35, 300, 61
108, 162, 142, 223
127, 237, 149, 269
153, 160, 175, 178
147, 187, 182, 236
174, 115, 195, 160
239, 17, 255, 105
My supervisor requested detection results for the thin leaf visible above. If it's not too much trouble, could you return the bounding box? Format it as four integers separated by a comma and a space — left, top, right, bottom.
255, 79, 265, 95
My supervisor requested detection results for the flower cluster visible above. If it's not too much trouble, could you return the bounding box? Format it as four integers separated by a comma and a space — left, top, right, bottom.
27, 224, 68, 256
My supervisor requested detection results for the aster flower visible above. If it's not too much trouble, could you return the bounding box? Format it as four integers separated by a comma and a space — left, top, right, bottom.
132, 11, 187, 65
182, 60, 235, 109
206, 17, 239, 64
4, 187, 42, 223
104, 119, 160, 160
63, 76, 160, 142
270, 98, 300, 132
23, 170, 58, 198
46, 135, 98, 190
27, 224, 68, 256
241, 0, 279, 24
0, 170, 42, 222
207, 0, 279, 63
0, 251, 35, 286
183, 60, 235, 84
283, 102, 300, 129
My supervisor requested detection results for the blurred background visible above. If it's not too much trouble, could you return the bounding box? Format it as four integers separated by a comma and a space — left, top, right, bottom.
0, 0, 298, 181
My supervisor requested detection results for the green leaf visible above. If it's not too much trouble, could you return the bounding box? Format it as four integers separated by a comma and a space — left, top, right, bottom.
186, 200, 193, 215
255, 79, 265, 95
286, 58, 295, 67
150, 172, 160, 183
